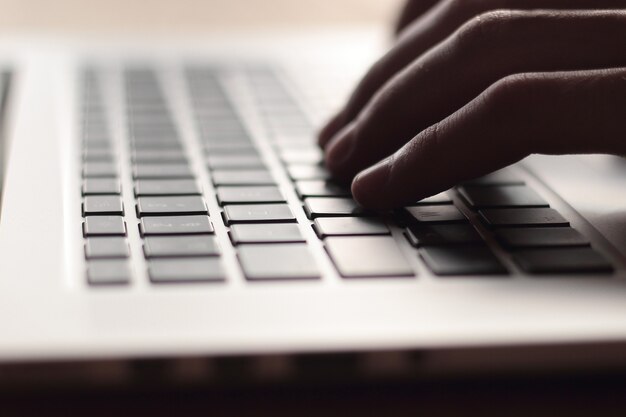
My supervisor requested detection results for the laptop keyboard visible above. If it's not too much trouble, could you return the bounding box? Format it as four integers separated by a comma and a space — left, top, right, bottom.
79, 66, 615, 286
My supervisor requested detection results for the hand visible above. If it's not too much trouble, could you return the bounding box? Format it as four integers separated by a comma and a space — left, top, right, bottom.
318, 1, 626, 210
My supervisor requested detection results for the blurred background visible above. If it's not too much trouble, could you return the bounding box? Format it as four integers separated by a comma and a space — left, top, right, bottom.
0, 0, 402, 34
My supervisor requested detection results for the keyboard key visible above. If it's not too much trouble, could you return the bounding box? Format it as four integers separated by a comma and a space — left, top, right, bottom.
144, 236, 220, 258
495, 227, 589, 249
87, 260, 131, 285
463, 168, 525, 186
230, 223, 305, 244
132, 149, 188, 163
204, 141, 257, 153
314, 217, 390, 238
304, 198, 370, 219
212, 169, 275, 186
410, 192, 453, 205
223, 204, 296, 224
83, 216, 126, 236
513, 247, 613, 274
148, 258, 226, 283
82, 162, 118, 178
137, 196, 208, 216
216, 186, 285, 205
325, 236, 414, 278
295, 181, 351, 199
287, 164, 331, 181
405, 205, 466, 224
82, 179, 121, 195
140, 215, 214, 235
459, 185, 548, 209
420, 246, 507, 276
85, 237, 130, 259
83, 148, 114, 162
134, 179, 200, 196
207, 154, 265, 169
131, 140, 183, 150
480, 208, 569, 228
238, 243, 320, 280
406, 224, 483, 247
83, 196, 124, 216
133, 164, 194, 179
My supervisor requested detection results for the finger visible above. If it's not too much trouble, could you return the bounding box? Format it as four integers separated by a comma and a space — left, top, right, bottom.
318, 0, 626, 147
395, 0, 441, 36
325, 10, 626, 182
351, 69, 626, 210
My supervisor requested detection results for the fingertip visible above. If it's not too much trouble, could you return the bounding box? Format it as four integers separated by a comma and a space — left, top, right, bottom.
317, 111, 345, 149
351, 157, 392, 211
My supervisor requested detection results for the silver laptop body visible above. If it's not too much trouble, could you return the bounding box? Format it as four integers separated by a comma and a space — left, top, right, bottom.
0, 30, 625, 386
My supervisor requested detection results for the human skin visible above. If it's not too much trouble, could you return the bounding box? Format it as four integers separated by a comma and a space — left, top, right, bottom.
318, 1, 626, 210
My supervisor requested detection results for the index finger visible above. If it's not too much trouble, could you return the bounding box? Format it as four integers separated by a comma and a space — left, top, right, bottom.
351, 69, 626, 210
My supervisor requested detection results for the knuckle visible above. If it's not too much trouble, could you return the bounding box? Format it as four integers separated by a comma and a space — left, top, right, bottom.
481, 73, 539, 152
454, 9, 517, 50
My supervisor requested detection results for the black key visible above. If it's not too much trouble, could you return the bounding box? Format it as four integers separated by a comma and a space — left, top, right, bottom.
287, 164, 331, 181
204, 141, 257, 153
406, 224, 483, 247
87, 260, 131, 286
463, 168, 525, 186
230, 223, 305, 244
207, 154, 265, 169
212, 169, 275, 186
223, 204, 296, 224
83, 196, 124, 216
325, 236, 414, 278
85, 237, 130, 259
304, 198, 370, 219
295, 181, 351, 199
216, 186, 285, 205
133, 164, 194, 179
314, 217, 390, 238
238, 243, 320, 280
144, 236, 220, 258
137, 196, 207, 216
140, 215, 214, 235
83, 216, 126, 236
495, 227, 589, 249
410, 192, 453, 205
132, 149, 188, 163
148, 258, 226, 283
459, 185, 548, 209
420, 246, 507, 276
480, 208, 569, 228
513, 247, 613, 274
405, 205, 466, 224
130, 140, 184, 150
82, 162, 118, 178
82, 179, 121, 195
135, 179, 200, 196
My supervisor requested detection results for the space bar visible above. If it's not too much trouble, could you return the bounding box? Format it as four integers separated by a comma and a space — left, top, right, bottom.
325, 236, 414, 278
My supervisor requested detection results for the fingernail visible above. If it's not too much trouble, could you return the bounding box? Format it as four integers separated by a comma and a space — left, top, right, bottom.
325, 124, 356, 172
352, 156, 392, 209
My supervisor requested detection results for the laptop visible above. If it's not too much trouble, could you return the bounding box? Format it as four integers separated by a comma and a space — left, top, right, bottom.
0, 29, 625, 388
